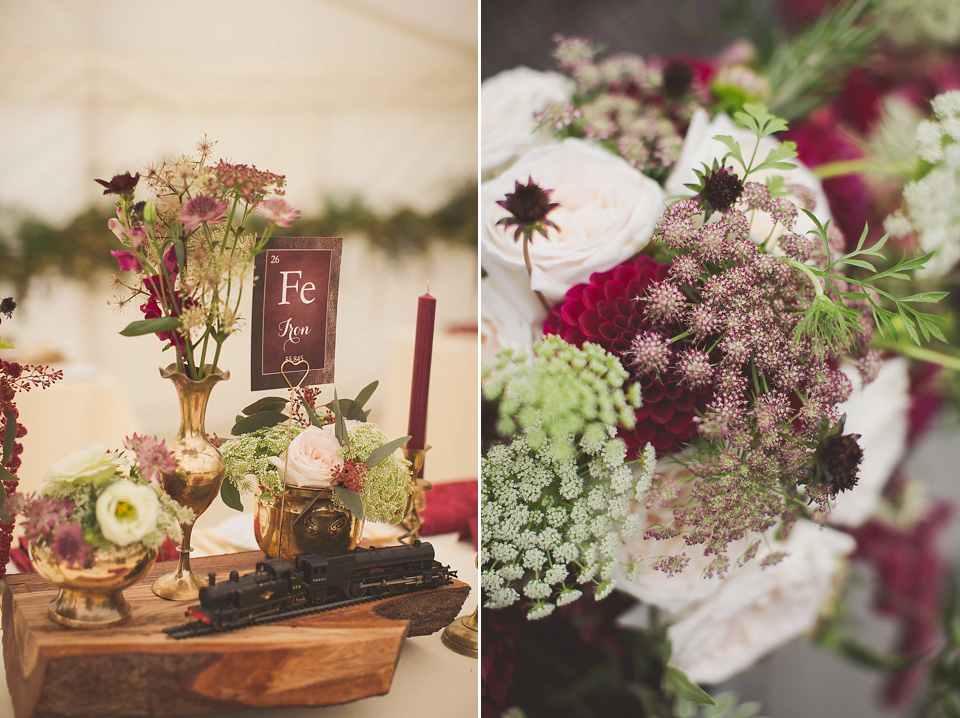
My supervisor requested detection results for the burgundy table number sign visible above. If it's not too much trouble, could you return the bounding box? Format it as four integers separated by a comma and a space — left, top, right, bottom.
251, 237, 342, 391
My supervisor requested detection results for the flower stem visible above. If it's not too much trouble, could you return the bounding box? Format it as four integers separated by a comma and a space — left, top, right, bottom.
871, 336, 960, 373
784, 258, 825, 297
812, 158, 904, 180
522, 234, 551, 313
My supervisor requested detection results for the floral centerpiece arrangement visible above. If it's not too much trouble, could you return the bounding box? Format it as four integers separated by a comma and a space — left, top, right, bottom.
220, 382, 412, 557
9, 437, 192, 626
97, 136, 299, 380
481, 19, 956, 713
11, 438, 192, 567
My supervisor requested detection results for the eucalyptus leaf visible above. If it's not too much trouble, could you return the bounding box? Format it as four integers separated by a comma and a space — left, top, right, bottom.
302, 398, 322, 427
334, 485, 364, 519
120, 316, 182, 337
242, 396, 288, 415
664, 666, 715, 706
220, 480, 244, 512
350, 380, 379, 418
231, 411, 288, 436
365, 435, 411, 469
332, 389, 347, 446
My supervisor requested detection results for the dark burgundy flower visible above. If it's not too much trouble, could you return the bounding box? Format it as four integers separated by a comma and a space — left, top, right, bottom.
816, 430, 863, 494
0, 297, 15, 319
696, 164, 744, 214
544, 255, 712, 455
94, 172, 140, 196
495, 177, 560, 243
662, 60, 694, 97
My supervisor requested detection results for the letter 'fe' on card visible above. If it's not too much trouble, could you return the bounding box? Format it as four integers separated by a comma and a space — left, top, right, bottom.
251, 237, 342, 391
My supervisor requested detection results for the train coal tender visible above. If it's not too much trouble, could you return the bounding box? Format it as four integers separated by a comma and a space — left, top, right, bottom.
163, 540, 457, 638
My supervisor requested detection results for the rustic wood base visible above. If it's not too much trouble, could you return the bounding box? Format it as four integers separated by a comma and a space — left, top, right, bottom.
2, 551, 470, 718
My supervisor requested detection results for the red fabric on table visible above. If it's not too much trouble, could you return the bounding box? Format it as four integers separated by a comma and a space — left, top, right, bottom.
418, 479, 477, 549
8, 536, 180, 574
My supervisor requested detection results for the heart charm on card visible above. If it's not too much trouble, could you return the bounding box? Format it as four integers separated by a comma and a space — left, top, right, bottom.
280, 359, 310, 391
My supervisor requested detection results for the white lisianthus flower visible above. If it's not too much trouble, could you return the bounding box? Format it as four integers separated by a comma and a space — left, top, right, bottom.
481, 138, 665, 305
95, 479, 161, 546
619, 520, 854, 685
481, 67, 574, 175
665, 109, 831, 246
44, 443, 119, 485
268, 425, 344, 488
830, 357, 910, 527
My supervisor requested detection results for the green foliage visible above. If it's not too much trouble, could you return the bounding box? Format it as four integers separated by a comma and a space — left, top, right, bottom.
789, 212, 947, 355
716, 103, 798, 181
333, 485, 363, 520
219, 479, 244, 512
762, 0, 882, 121
916, 570, 960, 717
675, 690, 767, 718
663, 666, 715, 706
0, 184, 477, 297
118, 316, 182, 337
231, 410, 288, 435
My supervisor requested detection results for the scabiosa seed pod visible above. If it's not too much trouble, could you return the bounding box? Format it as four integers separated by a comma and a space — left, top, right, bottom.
495, 177, 560, 243
817, 432, 863, 494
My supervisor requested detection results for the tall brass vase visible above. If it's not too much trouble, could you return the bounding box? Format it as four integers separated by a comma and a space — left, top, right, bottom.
152, 364, 229, 601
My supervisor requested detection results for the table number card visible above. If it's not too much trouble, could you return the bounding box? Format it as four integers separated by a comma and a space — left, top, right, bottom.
250, 237, 342, 391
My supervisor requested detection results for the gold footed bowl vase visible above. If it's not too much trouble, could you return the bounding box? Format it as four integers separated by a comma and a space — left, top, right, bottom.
152, 364, 229, 601
254, 485, 364, 561
30, 540, 158, 628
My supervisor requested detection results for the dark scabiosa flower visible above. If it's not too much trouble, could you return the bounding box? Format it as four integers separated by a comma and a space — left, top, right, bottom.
495, 177, 560, 243
686, 160, 744, 216
662, 60, 694, 98
94, 172, 140, 196
544, 255, 712, 455
0, 297, 15, 320
812, 417, 863, 495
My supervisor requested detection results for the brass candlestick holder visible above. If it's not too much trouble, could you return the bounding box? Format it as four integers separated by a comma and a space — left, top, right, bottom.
442, 552, 478, 659
399, 444, 431, 544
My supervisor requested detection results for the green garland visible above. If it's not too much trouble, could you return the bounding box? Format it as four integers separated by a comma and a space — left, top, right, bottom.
0, 181, 477, 296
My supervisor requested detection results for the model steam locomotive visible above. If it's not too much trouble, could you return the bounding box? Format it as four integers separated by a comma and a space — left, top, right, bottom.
166, 540, 456, 635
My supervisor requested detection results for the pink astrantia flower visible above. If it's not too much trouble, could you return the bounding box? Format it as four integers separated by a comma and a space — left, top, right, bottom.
110, 250, 141, 272
125, 433, 178, 482
178, 195, 229, 230
255, 198, 300, 227
52, 521, 93, 567
12, 494, 74, 542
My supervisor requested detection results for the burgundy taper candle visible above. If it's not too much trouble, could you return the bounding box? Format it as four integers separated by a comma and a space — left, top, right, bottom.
407, 285, 436, 467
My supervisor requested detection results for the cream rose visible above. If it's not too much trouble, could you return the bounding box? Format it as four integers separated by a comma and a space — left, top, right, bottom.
481, 67, 574, 175
648, 521, 854, 685
829, 358, 910, 527
480, 272, 545, 364
269, 425, 343, 488
44, 443, 119, 485
481, 138, 666, 305
665, 109, 831, 246
95, 479, 161, 546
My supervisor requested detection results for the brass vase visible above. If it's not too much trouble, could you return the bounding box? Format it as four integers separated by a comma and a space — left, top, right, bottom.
254, 485, 364, 561
30, 539, 157, 628
152, 363, 228, 600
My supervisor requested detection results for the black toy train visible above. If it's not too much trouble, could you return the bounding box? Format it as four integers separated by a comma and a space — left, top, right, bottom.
176, 540, 456, 633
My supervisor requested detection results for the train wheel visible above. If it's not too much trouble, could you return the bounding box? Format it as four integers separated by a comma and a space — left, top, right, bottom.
345, 580, 366, 599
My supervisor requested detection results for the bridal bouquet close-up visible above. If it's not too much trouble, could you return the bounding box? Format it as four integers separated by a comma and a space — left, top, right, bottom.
481, 4, 960, 716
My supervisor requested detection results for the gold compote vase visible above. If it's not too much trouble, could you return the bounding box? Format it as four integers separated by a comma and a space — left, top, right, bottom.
152, 363, 229, 600
254, 485, 364, 562
30, 540, 158, 628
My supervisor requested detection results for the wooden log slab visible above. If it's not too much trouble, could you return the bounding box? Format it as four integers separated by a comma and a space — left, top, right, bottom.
2, 551, 470, 718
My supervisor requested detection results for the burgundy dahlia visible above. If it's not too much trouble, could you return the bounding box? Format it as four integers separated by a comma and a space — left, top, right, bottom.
544, 255, 712, 454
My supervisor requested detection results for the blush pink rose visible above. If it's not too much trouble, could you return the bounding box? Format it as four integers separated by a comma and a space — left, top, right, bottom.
269, 426, 343, 488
